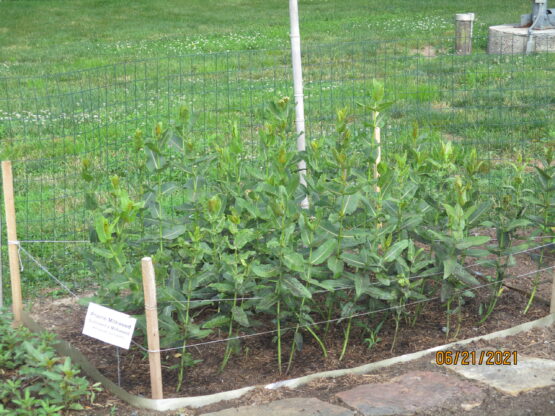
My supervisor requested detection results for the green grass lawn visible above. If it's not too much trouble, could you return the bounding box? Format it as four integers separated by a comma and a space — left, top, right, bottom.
0, 0, 531, 76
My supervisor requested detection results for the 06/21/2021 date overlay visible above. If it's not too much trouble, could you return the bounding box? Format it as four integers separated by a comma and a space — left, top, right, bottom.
436, 350, 518, 366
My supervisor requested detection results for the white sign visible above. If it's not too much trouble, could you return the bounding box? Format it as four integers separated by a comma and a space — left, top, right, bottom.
82, 302, 137, 349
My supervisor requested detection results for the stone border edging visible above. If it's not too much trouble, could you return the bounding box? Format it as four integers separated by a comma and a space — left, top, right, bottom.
21, 311, 554, 412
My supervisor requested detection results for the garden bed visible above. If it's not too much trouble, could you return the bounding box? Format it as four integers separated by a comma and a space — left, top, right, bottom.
28, 249, 552, 399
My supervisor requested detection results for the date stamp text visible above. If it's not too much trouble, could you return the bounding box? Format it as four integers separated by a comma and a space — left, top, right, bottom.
435, 350, 517, 366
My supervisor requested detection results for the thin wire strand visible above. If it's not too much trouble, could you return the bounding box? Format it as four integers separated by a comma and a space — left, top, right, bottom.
18, 240, 90, 244
138, 264, 555, 353
17, 244, 79, 299
11, 241, 553, 354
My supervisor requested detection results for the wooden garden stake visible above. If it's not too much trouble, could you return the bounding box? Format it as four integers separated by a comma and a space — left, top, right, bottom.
141, 257, 164, 399
0, 199, 3, 311
551, 268, 555, 314
1, 161, 23, 326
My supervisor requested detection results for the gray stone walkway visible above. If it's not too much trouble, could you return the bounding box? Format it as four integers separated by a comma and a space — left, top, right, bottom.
201, 397, 354, 416
200, 355, 555, 416
444, 355, 555, 396
336, 371, 484, 416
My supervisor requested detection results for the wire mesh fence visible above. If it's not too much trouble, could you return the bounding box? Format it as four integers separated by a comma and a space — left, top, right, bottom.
0, 35, 554, 292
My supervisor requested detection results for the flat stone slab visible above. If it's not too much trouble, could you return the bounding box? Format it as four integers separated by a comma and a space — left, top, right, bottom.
444, 355, 555, 396
336, 371, 484, 416
200, 397, 354, 416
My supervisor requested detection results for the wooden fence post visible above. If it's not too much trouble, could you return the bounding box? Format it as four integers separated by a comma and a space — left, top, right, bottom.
1, 161, 23, 326
141, 257, 164, 399
551, 269, 555, 314
0, 196, 4, 311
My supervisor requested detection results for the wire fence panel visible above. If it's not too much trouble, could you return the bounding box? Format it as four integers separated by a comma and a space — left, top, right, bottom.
0, 36, 554, 286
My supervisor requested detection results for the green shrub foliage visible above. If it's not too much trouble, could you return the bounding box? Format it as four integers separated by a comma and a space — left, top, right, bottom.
82, 83, 554, 387
0, 313, 101, 415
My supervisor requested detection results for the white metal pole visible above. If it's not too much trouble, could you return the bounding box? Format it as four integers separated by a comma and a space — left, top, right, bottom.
289, 0, 309, 209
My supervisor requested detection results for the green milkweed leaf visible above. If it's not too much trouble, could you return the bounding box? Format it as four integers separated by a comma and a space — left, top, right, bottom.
455, 236, 490, 250
383, 240, 409, 263
162, 224, 187, 240
231, 306, 250, 327
282, 276, 312, 299
251, 263, 279, 278
309, 239, 337, 265
283, 251, 305, 272
202, 315, 230, 329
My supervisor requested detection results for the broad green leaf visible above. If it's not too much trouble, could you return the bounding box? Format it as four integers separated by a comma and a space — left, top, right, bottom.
399, 182, 419, 201
327, 256, 344, 276
339, 192, 361, 216
231, 306, 250, 327
162, 224, 187, 240
148, 201, 162, 219
467, 201, 491, 227
236, 197, 258, 219
143, 191, 156, 207
506, 218, 531, 231
94, 215, 110, 243
202, 315, 230, 329
443, 203, 456, 219
251, 263, 279, 278
91, 246, 114, 259
463, 249, 490, 257
282, 276, 312, 299
455, 236, 490, 250
341, 302, 356, 318
301, 228, 312, 247
401, 215, 423, 231
534, 166, 550, 188
365, 286, 397, 300
354, 274, 368, 298
340, 252, 365, 268
372, 79, 385, 103
234, 229, 255, 249
283, 251, 305, 272
256, 294, 277, 312
188, 324, 212, 339
319, 222, 339, 237
69, 403, 85, 411
311, 279, 347, 291
310, 239, 337, 265
383, 240, 409, 263
443, 257, 457, 279
454, 264, 480, 287
209, 282, 234, 293
360, 195, 377, 216
145, 148, 166, 171
340, 229, 370, 248
282, 223, 296, 246
43, 371, 63, 381
500, 242, 534, 256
